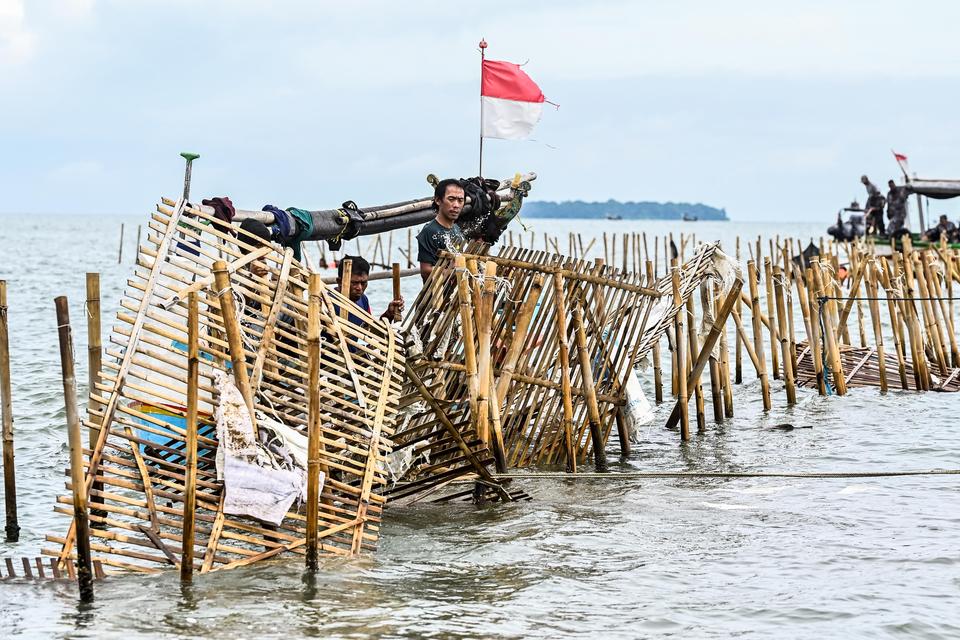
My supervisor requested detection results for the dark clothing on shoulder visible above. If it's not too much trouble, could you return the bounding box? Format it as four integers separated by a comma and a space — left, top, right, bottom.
416, 219, 464, 266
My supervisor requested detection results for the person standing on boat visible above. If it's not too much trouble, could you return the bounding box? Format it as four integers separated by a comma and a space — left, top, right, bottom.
417, 178, 466, 282
886, 179, 911, 238
864, 190, 886, 235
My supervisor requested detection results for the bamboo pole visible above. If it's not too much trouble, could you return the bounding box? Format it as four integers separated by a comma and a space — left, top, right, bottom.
494, 275, 544, 406
118, 223, 124, 264
180, 292, 199, 581
864, 260, 888, 393
811, 259, 847, 395
927, 254, 959, 367
85, 273, 105, 520
747, 261, 772, 409
716, 282, 734, 418
305, 275, 321, 571
338, 259, 352, 321
701, 285, 724, 423
572, 306, 608, 471
646, 260, 663, 404
1, 281, 18, 542
772, 266, 797, 405
476, 262, 497, 448
671, 265, 689, 440
763, 258, 780, 379
552, 271, 577, 471
664, 279, 743, 430
211, 260, 258, 429
686, 292, 706, 432
55, 296, 94, 602
735, 237, 743, 383
877, 260, 910, 390
454, 255, 480, 428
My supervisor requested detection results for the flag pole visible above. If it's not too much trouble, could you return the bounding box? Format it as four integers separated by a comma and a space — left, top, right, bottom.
479, 38, 487, 177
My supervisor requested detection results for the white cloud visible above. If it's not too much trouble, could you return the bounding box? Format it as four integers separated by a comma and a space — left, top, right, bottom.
54, 0, 96, 19
0, 0, 36, 66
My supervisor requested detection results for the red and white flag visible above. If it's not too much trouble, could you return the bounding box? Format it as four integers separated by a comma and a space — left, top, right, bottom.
892, 150, 910, 176
481, 59, 546, 140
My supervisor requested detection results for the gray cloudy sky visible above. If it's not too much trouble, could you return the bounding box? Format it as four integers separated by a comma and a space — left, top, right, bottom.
3, 0, 960, 220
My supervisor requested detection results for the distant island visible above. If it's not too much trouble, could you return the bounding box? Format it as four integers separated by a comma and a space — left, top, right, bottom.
520, 199, 729, 221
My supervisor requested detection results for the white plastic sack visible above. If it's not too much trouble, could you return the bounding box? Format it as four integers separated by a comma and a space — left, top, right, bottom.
623, 368, 655, 443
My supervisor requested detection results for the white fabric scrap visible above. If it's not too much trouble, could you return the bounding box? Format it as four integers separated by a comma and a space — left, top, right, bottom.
213, 371, 316, 526
624, 368, 655, 443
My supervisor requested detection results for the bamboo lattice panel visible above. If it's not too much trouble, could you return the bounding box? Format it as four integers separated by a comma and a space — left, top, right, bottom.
390, 243, 724, 498
45, 198, 404, 573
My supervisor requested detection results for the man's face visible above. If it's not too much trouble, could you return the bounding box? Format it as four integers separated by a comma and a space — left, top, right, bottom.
347, 273, 369, 302
889, 181, 895, 189
436, 185, 465, 224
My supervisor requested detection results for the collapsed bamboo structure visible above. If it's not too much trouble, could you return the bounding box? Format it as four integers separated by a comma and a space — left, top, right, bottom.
385, 242, 742, 500
45, 197, 404, 574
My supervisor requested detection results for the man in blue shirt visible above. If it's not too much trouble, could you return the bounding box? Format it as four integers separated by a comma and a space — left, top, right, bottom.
335, 256, 404, 325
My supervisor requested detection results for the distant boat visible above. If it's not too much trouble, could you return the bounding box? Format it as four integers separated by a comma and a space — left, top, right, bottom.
682, 213, 698, 221
605, 213, 623, 220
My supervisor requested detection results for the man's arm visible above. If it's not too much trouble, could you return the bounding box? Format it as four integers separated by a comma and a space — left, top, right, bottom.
420, 261, 433, 282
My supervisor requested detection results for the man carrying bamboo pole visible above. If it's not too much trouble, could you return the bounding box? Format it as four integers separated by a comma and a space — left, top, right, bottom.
417, 179, 466, 282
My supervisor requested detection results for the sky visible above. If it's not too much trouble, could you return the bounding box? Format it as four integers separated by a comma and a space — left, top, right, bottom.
3, 0, 960, 221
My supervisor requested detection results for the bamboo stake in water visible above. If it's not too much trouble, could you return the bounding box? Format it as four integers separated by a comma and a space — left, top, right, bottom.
763, 258, 780, 379
476, 262, 497, 447
305, 275, 322, 571
454, 255, 480, 428
55, 296, 94, 602
671, 264, 689, 441
85, 273, 105, 520
864, 260, 888, 393
747, 261, 772, 410
572, 306, 608, 471
772, 265, 797, 405
0, 282, 18, 542
180, 292, 200, 582
734, 237, 743, 383
701, 285, 723, 423
686, 292, 706, 433
118, 223, 124, 264
645, 260, 663, 404
552, 271, 577, 471
716, 282, 735, 418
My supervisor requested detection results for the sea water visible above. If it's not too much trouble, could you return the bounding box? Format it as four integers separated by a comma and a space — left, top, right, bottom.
0, 213, 958, 639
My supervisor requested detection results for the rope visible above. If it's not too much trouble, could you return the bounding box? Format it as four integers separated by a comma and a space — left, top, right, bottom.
493, 469, 960, 480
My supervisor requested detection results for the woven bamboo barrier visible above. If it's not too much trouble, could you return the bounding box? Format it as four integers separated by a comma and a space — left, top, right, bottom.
45, 197, 404, 574
386, 242, 734, 500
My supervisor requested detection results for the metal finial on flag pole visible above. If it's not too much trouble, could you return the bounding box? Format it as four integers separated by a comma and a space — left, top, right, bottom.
479, 38, 487, 178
